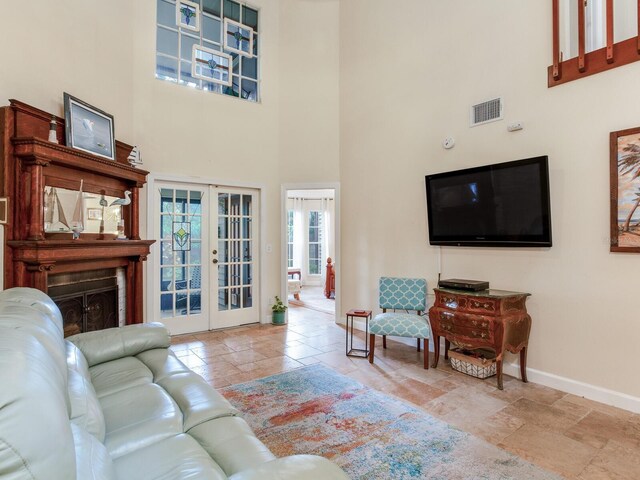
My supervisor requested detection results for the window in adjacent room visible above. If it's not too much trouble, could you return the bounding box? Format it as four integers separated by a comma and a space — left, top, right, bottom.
287, 210, 294, 268
308, 211, 323, 275
156, 0, 259, 102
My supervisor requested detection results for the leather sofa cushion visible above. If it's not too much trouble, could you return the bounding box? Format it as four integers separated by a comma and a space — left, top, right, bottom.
136, 348, 193, 382
71, 423, 116, 480
0, 287, 64, 335
157, 372, 239, 431
67, 342, 106, 442
90, 357, 153, 398
100, 383, 183, 459
0, 329, 76, 480
114, 434, 228, 480
0, 304, 68, 391
68, 368, 107, 442
188, 417, 276, 476
228, 455, 350, 480
69, 323, 171, 367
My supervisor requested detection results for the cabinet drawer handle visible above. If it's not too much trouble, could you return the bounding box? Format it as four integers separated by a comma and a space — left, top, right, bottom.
472, 330, 488, 339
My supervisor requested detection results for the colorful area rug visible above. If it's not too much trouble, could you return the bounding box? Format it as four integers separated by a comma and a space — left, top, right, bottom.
221, 365, 562, 479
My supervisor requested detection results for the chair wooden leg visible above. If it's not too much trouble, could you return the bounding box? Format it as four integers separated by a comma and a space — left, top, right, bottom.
417, 338, 421, 352
382, 335, 387, 349
424, 345, 429, 369
368, 334, 375, 364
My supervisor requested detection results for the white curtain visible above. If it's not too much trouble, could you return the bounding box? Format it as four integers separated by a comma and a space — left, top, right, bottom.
292, 197, 304, 270
320, 198, 334, 283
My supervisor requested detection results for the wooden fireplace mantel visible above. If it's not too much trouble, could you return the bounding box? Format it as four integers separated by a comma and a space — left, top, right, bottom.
0, 99, 154, 325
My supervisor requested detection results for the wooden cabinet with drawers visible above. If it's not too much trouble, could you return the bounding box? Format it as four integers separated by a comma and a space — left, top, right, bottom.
428, 288, 532, 390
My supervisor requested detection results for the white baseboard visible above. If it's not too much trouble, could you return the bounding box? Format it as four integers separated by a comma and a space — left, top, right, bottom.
352, 319, 640, 414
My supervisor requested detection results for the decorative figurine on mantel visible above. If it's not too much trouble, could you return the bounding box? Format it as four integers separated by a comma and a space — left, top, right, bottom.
48, 116, 58, 144
111, 191, 131, 240
110, 191, 131, 208
127, 146, 142, 168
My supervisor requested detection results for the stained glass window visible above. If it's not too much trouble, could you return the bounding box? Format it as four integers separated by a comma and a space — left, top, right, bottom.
156, 0, 259, 102
173, 221, 191, 251
223, 18, 253, 57
192, 45, 232, 85
177, 0, 200, 32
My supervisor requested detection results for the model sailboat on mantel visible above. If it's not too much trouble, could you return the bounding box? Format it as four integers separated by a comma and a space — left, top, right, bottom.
44, 187, 70, 231
70, 180, 85, 239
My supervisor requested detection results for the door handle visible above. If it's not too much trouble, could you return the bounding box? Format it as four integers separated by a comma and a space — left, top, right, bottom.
212, 259, 219, 264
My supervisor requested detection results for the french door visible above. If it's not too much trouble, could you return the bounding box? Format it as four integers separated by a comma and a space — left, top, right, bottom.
152, 182, 259, 335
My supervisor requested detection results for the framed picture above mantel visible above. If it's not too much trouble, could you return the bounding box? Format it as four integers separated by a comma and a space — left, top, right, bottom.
63, 93, 115, 161
610, 126, 640, 252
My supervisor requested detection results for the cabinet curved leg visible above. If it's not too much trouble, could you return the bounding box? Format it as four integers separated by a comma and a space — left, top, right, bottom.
520, 346, 528, 383
433, 335, 440, 368
444, 339, 450, 360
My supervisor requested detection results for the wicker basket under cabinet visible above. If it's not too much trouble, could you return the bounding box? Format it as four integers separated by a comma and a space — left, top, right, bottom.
449, 348, 496, 379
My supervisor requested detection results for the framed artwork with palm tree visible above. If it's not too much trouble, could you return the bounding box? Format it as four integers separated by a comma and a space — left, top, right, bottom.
610, 126, 640, 252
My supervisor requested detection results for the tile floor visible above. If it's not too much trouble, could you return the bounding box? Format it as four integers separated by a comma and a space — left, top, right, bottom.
170, 306, 640, 480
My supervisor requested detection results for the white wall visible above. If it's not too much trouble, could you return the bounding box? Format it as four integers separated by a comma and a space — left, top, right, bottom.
339, 0, 640, 400
0, 0, 340, 322
0, 0, 134, 137
278, 0, 340, 184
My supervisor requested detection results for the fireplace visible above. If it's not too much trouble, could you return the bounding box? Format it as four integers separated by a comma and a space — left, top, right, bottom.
48, 269, 122, 337
1, 100, 154, 325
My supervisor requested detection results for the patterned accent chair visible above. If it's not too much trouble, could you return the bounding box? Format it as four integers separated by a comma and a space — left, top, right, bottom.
368, 277, 431, 369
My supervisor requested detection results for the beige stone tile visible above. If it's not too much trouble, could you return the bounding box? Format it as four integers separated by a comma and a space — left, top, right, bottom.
499, 423, 598, 478
561, 394, 634, 421
424, 385, 509, 421
296, 356, 323, 366
249, 343, 287, 359
465, 410, 526, 444
190, 361, 242, 380
394, 363, 453, 386
577, 440, 640, 480
499, 397, 583, 433
171, 304, 640, 480
236, 355, 304, 374
283, 344, 324, 360
189, 343, 235, 359
551, 394, 593, 419
564, 411, 640, 450
385, 377, 446, 407
489, 380, 566, 406
218, 349, 268, 366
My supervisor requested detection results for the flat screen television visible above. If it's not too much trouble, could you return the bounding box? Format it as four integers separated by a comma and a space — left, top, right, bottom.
425, 156, 552, 247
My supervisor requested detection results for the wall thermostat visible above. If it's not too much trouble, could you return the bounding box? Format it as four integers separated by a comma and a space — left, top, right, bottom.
442, 137, 455, 149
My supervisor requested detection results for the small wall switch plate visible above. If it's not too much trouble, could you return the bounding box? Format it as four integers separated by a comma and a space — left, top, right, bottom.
265, 243, 272, 253
442, 137, 455, 149
507, 122, 524, 132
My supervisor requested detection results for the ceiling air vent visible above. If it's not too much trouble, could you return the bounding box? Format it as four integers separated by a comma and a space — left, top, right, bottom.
470, 97, 503, 127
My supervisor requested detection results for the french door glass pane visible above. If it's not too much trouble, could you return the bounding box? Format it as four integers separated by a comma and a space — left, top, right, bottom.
158, 188, 204, 318
218, 191, 253, 311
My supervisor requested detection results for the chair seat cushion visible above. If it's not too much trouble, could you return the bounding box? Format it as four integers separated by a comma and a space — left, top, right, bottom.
370, 312, 431, 339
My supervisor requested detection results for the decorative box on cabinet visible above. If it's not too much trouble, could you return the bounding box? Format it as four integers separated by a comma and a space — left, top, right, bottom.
428, 288, 532, 390
0, 100, 154, 326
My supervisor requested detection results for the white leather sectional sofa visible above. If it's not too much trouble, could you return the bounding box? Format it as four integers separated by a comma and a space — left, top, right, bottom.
0, 287, 349, 480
